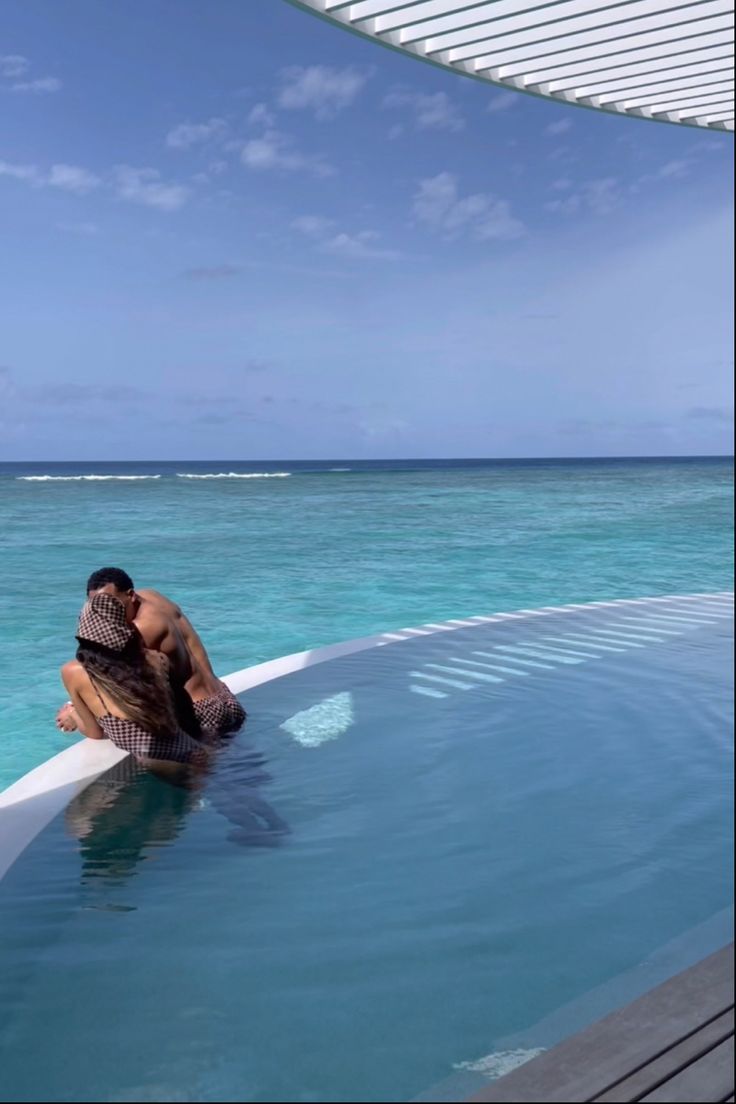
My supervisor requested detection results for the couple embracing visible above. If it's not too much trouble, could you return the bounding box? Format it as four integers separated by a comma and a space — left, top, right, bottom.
59, 568, 246, 776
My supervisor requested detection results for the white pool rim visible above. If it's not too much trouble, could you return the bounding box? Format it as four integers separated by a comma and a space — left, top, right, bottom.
0, 590, 732, 881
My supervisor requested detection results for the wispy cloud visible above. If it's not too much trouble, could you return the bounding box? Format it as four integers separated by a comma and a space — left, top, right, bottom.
166, 117, 227, 149
114, 165, 189, 210
546, 118, 572, 135
487, 91, 518, 114
241, 130, 333, 176
1, 157, 190, 211
248, 102, 276, 127
277, 65, 369, 119
291, 214, 335, 237
1, 53, 61, 93
11, 76, 62, 94
413, 172, 525, 241
0, 159, 100, 193
0, 54, 29, 78
546, 177, 620, 215
323, 231, 399, 261
635, 158, 693, 188
292, 214, 398, 260
658, 159, 691, 179
383, 88, 465, 132
0, 160, 40, 184
47, 163, 101, 194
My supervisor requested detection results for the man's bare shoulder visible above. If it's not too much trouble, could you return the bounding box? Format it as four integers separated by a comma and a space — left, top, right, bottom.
134, 604, 172, 648
137, 588, 182, 616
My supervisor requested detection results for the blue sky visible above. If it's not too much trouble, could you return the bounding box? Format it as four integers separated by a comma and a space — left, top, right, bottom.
0, 0, 733, 460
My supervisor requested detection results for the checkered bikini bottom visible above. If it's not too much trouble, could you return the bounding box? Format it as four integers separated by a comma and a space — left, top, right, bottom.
192, 683, 247, 736
98, 714, 208, 765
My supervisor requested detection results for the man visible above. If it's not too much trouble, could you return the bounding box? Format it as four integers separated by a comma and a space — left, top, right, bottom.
57, 567, 246, 737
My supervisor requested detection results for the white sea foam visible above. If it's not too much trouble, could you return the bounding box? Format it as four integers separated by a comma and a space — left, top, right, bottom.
452, 1047, 545, 1078
17, 474, 161, 482
328, 467, 352, 472
176, 472, 291, 479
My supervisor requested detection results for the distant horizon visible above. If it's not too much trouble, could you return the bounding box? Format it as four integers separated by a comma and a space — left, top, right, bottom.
3, 453, 733, 465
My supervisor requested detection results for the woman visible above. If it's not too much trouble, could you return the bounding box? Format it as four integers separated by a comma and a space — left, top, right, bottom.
62, 591, 211, 775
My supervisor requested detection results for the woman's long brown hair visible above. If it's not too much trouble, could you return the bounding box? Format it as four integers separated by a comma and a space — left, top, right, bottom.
76, 638, 180, 738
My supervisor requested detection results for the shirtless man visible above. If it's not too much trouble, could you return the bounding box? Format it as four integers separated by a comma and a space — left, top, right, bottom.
57, 567, 246, 736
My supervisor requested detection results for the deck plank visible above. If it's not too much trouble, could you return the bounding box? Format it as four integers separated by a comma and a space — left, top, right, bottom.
468, 945, 734, 1103
639, 1036, 734, 1102
594, 1008, 734, 1102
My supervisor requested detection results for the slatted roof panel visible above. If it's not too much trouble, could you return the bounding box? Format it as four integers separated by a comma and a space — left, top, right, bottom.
288, 0, 734, 130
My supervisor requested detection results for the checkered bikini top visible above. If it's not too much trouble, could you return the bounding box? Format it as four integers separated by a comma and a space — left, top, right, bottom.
90, 680, 206, 765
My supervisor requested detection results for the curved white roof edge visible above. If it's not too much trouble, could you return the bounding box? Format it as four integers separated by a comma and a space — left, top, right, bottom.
287, 0, 734, 131
0, 590, 732, 881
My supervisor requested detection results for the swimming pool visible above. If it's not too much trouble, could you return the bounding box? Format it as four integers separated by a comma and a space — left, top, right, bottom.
0, 594, 733, 1103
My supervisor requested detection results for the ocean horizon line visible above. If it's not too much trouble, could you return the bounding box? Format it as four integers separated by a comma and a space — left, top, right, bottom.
2, 453, 733, 466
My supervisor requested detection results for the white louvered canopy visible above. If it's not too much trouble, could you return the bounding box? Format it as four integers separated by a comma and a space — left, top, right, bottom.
288, 0, 734, 130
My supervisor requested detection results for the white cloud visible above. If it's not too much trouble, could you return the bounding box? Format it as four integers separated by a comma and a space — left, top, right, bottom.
2, 157, 188, 212
12, 76, 62, 93
546, 177, 620, 216
546, 118, 572, 135
241, 130, 333, 176
48, 163, 101, 194
413, 172, 525, 241
632, 158, 694, 192
0, 54, 29, 78
583, 178, 620, 214
1, 54, 60, 92
166, 117, 227, 149
248, 102, 276, 127
322, 230, 399, 261
114, 166, 189, 211
0, 160, 41, 185
656, 159, 691, 179
277, 65, 368, 119
292, 214, 335, 237
292, 215, 398, 260
0, 160, 99, 193
383, 89, 465, 132
487, 91, 518, 114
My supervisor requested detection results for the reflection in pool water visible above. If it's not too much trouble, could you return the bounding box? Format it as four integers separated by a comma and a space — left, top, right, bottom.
0, 595, 733, 1103
66, 739, 291, 898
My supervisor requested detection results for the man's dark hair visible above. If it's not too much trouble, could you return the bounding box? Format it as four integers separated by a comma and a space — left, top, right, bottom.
86, 567, 135, 595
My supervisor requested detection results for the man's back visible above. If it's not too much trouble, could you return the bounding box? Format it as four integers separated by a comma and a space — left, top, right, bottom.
136, 589, 221, 699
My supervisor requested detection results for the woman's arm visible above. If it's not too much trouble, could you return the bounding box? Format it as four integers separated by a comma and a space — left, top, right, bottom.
61, 661, 106, 741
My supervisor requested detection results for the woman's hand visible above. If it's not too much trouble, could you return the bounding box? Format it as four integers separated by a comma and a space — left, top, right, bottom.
56, 702, 79, 732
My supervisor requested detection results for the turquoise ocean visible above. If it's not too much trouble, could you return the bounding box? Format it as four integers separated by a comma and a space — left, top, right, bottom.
0, 456, 732, 791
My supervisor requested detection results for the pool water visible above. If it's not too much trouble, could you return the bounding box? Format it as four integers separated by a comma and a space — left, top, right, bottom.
0, 595, 733, 1103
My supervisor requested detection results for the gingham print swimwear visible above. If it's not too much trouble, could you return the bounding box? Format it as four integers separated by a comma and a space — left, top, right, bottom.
96, 714, 209, 765
192, 683, 247, 735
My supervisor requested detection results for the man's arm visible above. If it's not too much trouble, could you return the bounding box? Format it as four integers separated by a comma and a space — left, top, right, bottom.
172, 609, 217, 679
140, 589, 218, 679
134, 609, 192, 685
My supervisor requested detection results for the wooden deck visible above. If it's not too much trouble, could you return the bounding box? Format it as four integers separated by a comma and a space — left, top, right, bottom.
467, 944, 734, 1103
